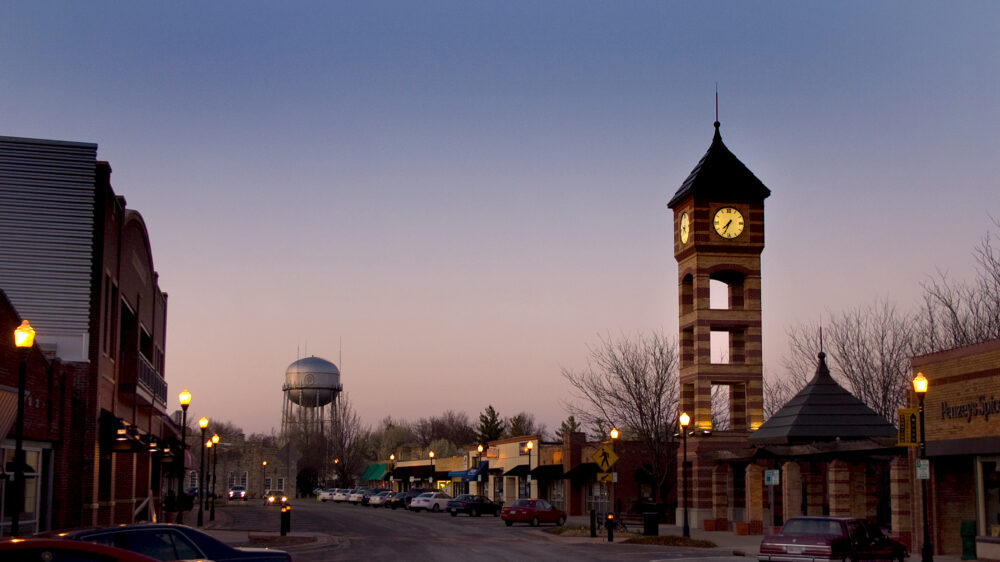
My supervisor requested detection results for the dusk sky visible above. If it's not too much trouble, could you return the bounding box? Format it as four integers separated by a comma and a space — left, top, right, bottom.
3, 2, 998, 437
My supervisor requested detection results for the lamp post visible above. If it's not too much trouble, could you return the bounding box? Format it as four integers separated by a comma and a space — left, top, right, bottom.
197, 417, 208, 526
914, 372, 933, 562
477, 444, 485, 496
610, 427, 619, 515
11, 320, 35, 537
210, 434, 219, 521
526, 440, 534, 498
177, 390, 191, 524
679, 412, 691, 538
261, 460, 268, 497
429, 450, 435, 488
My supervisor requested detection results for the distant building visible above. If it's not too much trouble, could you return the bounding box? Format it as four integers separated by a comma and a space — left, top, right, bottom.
0, 136, 177, 534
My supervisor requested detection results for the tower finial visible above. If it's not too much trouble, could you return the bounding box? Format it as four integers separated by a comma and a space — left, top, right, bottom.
714, 83, 720, 130
819, 327, 824, 356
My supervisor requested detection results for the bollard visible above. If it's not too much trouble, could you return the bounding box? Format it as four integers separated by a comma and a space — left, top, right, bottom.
280, 505, 291, 536
590, 509, 597, 537
606, 512, 614, 543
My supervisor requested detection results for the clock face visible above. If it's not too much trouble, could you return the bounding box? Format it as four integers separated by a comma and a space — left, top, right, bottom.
713, 207, 745, 239
679, 212, 690, 244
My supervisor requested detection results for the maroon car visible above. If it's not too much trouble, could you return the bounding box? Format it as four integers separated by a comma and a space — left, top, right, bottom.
759, 516, 907, 562
500, 498, 567, 527
1, 537, 158, 562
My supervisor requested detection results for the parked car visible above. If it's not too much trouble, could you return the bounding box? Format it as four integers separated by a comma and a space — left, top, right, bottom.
60, 523, 291, 561
361, 488, 389, 506
409, 491, 452, 512
1, 537, 158, 562
368, 490, 394, 507
447, 494, 502, 517
501, 498, 566, 527
316, 488, 337, 501
332, 488, 351, 503
348, 488, 369, 504
264, 490, 288, 507
758, 516, 907, 562
386, 488, 430, 510
227, 485, 248, 501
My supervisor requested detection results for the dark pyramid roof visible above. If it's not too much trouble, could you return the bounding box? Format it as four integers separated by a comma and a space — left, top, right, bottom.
748, 352, 897, 446
667, 122, 771, 209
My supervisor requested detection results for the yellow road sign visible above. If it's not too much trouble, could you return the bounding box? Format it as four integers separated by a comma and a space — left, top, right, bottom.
596, 472, 613, 483
592, 444, 619, 471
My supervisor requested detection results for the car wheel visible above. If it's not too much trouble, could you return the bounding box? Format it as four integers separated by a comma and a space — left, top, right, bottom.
557, 515, 566, 526
505, 520, 513, 527
470, 508, 478, 517
450, 511, 457, 517
531, 516, 539, 527
432, 504, 440, 512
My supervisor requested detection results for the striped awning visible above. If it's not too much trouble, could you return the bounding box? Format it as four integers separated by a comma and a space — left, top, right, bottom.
0, 390, 17, 442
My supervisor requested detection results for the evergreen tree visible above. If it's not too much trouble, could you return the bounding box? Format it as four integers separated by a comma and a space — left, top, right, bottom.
555, 415, 582, 440
476, 405, 504, 444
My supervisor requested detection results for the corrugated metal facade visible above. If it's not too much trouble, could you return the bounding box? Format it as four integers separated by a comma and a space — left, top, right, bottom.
0, 136, 97, 360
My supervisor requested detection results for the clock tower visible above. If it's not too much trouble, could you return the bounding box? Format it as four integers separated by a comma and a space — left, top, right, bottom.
667, 121, 771, 526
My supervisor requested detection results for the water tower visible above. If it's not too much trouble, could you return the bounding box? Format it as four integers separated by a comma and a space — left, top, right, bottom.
281, 356, 343, 437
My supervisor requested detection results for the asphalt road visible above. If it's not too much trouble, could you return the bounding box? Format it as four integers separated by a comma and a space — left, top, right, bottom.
216, 500, 751, 562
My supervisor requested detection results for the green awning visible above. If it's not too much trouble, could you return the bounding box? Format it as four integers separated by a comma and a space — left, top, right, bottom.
361, 463, 388, 482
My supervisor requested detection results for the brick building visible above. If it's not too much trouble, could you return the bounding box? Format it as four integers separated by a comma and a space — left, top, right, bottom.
0, 136, 178, 534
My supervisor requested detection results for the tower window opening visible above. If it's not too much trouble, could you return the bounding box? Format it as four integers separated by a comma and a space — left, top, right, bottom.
711, 384, 732, 431
710, 279, 729, 309
710, 330, 730, 364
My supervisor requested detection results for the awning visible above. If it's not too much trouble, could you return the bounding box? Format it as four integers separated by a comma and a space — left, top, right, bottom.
361, 463, 388, 481
0, 390, 17, 442
462, 461, 490, 482
563, 462, 599, 482
529, 464, 564, 480
502, 464, 529, 477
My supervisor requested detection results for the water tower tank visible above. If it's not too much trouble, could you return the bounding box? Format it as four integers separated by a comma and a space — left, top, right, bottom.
282, 356, 342, 408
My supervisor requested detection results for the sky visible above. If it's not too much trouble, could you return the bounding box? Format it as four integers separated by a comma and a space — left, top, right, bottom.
2, 2, 998, 437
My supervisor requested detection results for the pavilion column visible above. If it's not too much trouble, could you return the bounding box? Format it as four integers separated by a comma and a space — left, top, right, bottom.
890, 456, 914, 552
850, 462, 867, 518
712, 463, 729, 529
828, 459, 852, 518
781, 461, 802, 518
805, 467, 826, 516
745, 464, 764, 533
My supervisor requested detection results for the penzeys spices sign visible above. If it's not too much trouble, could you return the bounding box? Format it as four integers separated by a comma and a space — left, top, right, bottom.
940, 395, 1000, 423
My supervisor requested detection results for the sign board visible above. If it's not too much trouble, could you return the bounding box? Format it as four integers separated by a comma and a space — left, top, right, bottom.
916, 459, 930, 480
592, 444, 619, 471
764, 469, 780, 486
897, 408, 919, 447
596, 472, 613, 483
409, 476, 415, 483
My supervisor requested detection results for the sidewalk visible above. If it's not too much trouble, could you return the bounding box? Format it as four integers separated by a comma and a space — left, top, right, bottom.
564, 515, 762, 557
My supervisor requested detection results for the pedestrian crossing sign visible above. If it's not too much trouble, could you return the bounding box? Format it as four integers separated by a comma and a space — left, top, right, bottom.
592, 444, 619, 471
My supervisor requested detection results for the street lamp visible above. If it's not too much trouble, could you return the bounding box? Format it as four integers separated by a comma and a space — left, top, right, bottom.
477, 444, 485, 495
11, 320, 35, 536
177, 390, 191, 524
526, 441, 534, 499
210, 434, 219, 521
197, 417, 208, 526
262, 460, 268, 497
610, 427, 619, 516
914, 372, 932, 562
679, 412, 691, 538
429, 450, 435, 488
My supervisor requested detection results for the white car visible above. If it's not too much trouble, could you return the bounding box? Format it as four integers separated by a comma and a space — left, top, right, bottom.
316, 488, 336, 502
332, 489, 351, 503
409, 491, 452, 512
348, 489, 368, 504
368, 490, 393, 507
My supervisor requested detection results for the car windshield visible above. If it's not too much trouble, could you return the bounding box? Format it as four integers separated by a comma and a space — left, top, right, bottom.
417, 492, 434, 498
782, 519, 844, 536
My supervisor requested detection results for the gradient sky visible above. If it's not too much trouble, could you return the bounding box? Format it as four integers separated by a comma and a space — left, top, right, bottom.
2, 2, 998, 436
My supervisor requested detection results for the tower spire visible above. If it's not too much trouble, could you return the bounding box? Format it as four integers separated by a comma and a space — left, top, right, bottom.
714, 83, 720, 130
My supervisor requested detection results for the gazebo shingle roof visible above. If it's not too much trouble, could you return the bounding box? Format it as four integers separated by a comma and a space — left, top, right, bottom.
748, 352, 897, 446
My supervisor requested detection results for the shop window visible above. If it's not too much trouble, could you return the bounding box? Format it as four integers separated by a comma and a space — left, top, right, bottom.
276, 478, 284, 492
981, 458, 1000, 536
264, 478, 272, 491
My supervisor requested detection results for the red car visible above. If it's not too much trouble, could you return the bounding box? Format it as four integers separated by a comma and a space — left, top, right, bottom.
500, 498, 567, 527
0, 537, 158, 562
758, 516, 907, 562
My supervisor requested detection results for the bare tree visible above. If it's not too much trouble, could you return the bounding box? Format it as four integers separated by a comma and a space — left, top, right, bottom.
413, 410, 476, 449
370, 416, 416, 460
327, 393, 370, 487
561, 331, 679, 501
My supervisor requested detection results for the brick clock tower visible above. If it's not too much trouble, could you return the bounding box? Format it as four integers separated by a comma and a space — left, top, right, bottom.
667, 121, 771, 527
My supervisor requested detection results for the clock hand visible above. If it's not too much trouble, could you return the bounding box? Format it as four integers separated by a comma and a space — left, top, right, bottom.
723, 219, 732, 232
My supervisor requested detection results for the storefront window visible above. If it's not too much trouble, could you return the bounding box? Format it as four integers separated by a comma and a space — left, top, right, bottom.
2, 447, 41, 535
980, 458, 1000, 537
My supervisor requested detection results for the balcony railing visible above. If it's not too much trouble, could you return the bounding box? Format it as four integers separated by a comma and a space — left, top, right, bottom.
137, 354, 167, 405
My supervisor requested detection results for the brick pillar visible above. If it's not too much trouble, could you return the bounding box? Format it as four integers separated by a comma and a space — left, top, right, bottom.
745, 464, 764, 528
782, 461, 803, 519
805, 466, 826, 516
712, 463, 729, 522
850, 463, 868, 518
890, 456, 914, 553
828, 460, 852, 518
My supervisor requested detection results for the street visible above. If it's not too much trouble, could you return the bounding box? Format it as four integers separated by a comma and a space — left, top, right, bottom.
211, 500, 753, 562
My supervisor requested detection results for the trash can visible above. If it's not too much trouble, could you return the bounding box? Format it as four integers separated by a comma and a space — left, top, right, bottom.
643, 512, 659, 536
960, 520, 976, 560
